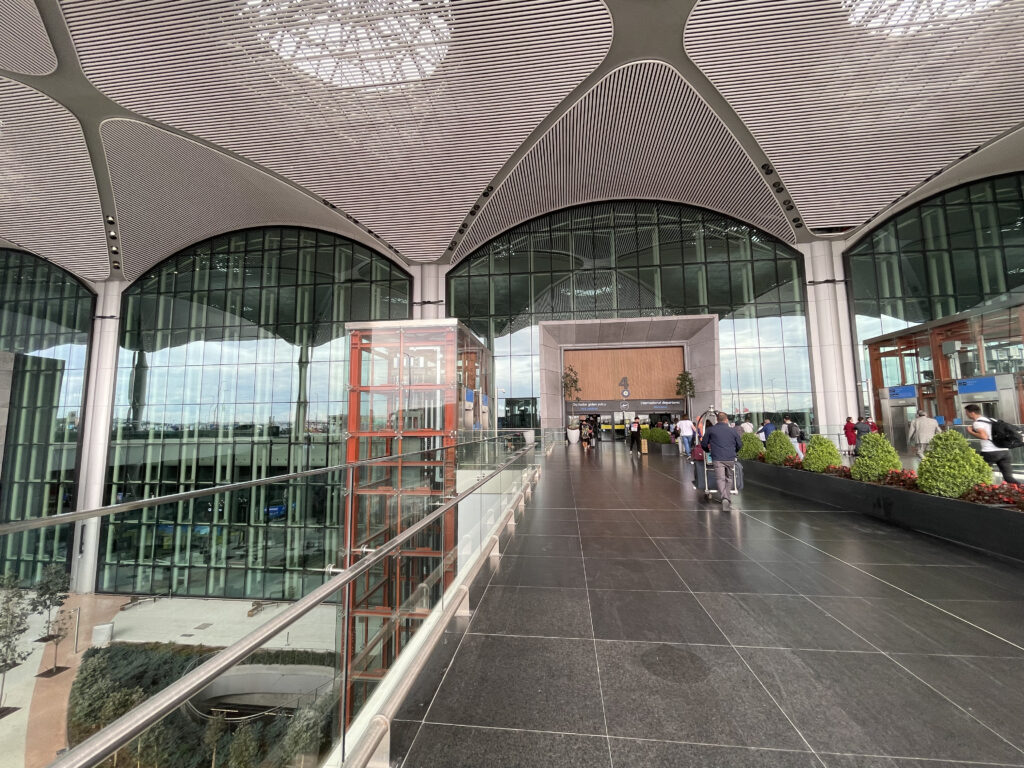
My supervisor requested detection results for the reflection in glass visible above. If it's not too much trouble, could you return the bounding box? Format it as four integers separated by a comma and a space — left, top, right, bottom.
101, 228, 411, 598
0, 250, 93, 582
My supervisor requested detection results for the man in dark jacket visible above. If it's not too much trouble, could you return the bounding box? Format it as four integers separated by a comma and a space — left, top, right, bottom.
700, 411, 743, 511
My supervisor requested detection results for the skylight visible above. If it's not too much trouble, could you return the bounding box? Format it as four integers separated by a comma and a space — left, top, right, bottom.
843, 0, 1002, 36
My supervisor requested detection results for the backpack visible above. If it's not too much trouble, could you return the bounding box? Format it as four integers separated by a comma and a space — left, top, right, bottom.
982, 417, 1024, 449
787, 422, 800, 439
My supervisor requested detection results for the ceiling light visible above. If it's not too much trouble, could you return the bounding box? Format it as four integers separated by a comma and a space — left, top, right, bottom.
245, 0, 453, 93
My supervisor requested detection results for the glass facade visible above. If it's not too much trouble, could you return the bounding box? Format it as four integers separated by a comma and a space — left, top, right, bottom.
447, 201, 810, 426
846, 172, 1024, 403
0, 249, 94, 582
101, 227, 411, 598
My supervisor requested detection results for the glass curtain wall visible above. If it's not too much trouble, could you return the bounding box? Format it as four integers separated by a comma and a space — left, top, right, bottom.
447, 201, 809, 426
101, 227, 411, 598
847, 172, 1024, 405
0, 249, 93, 582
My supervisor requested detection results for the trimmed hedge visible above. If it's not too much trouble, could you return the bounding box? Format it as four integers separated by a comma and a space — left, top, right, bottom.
802, 435, 842, 473
764, 430, 797, 465
640, 427, 672, 444
850, 432, 902, 482
737, 432, 764, 460
918, 430, 994, 498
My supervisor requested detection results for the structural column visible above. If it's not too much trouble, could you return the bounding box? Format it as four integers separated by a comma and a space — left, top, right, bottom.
801, 240, 860, 432
70, 279, 123, 593
412, 263, 445, 320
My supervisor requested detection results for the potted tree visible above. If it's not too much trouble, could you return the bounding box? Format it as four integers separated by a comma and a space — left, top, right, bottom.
675, 370, 695, 416
562, 365, 582, 444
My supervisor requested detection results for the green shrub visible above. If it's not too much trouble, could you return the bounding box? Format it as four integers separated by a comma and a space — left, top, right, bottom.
802, 435, 842, 473
647, 427, 671, 444
850, 432, 903, 482
737, 432, 764, 460
765, 430, 797, 465
917, 430, 993, 498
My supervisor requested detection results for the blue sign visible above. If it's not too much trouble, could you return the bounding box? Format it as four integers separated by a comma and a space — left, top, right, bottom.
464, 389, 474, 403
481, 394, 488, 407
266, 504, 286, 520
957, 376, 997, 394
888, 385, 917, 400
935, 415, 945, 425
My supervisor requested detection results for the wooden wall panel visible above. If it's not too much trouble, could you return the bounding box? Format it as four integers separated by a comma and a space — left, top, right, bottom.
563, 347, 684, 400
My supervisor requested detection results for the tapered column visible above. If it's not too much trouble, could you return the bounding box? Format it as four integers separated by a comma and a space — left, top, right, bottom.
71, 279, 123, 593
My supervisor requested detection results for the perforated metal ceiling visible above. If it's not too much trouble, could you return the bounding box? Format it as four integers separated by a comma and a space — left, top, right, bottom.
685, 0, 1024, 230
62, 0, 614, 263
0, 78, 108, 279
453, 61, 794, 263
101, 118, 396, 281
0, 0, 57, 75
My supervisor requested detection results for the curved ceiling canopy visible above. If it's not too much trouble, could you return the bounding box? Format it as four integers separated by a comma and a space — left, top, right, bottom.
0, 77, 108, 279
0, 0, 57, 75
685, 0, 1024, 230
62, 0, 614, 262
453, 61, 794, 263
101, 118, 401, 281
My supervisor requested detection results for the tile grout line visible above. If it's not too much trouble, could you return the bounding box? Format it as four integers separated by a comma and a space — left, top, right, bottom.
567, 467, 616, 768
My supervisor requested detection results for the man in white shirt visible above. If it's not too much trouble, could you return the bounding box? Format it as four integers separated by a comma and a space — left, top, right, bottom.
965, 404, 1017, 484
740, 417, 754, 434
675, 414, 696, 458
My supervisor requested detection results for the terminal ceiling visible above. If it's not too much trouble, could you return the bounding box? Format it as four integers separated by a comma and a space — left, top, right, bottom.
1, 0, 1023, 284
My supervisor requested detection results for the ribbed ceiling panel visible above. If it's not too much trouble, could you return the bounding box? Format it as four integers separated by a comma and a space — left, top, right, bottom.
453, 61, 793, 263
686, 0, 1024, 229
0, 78, 107, 279
0, 0, 57, 75
62, 0, 613, 263
101, 119, 399, 280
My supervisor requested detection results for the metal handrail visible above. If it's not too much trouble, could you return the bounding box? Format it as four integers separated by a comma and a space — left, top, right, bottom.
48, 443, 533, 768
0, 436, 502, 536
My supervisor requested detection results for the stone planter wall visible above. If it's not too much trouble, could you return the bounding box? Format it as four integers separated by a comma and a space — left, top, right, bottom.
742, 459, 1024, 562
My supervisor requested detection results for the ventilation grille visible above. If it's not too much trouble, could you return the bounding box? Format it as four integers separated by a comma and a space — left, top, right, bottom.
453, 61, 793, 263
0, 0, 57, 75
101, 118, 401, 280
686, 0, 1024, 229
0, 78, 107, 279
63, 0, 613, 262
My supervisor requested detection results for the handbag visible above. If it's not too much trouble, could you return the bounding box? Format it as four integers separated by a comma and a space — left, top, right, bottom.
691, 444, 705, 462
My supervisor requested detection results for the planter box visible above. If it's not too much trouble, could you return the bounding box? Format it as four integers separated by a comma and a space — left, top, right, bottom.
742, 459, 1024, 562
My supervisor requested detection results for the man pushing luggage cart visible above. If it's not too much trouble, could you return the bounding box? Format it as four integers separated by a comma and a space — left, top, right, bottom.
697, 411, 743, 511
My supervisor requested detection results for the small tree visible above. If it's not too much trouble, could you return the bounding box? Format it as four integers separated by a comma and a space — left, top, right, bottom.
282, 706, 322, 768
228, 722, 260, 768
918, 430, 993, 498
737, 432, 764, 460
561, 365, 581, 401
0, 574, 31, 710
850, 432, 902, 482
765, 430, 797, 465
30, 563, 69, 640
47, 608, 73, 673
802, 435, 843, 473
675, 370, 695, 414
204, 712, 228, 768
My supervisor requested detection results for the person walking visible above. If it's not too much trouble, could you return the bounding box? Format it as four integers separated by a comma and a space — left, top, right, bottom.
854, 417, 871, 454
580, 418, 592, 451
700, 412, 743, 511
757, 418, 775, 443
627, 416, 643, 458
675, 413, 696, 458
843, 417, 858, 456
907, 409, 940, 458
740, 417, 754, 434
965, 404, 1018, 484
783, 416, 804, 458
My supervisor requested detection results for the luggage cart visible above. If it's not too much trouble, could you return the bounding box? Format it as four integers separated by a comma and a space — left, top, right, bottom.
693, 456, 743, 501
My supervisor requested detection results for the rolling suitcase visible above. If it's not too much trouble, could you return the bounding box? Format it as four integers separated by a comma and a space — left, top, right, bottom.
694, 455, 713, 499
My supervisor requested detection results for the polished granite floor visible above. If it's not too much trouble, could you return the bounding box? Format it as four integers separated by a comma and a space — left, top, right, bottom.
390, 443, 1024, 767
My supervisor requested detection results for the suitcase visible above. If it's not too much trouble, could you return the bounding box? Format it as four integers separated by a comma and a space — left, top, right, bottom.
695, 458, 742, 500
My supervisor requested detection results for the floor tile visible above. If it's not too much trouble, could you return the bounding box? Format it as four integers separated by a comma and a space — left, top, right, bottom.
516, 517, 581, 536
489, 555, 587, 589
671, 559, 797, 594
470, 585, 592, 638
576, 519, 648, 538
811, 538, 980, 566
808, 596, 1024, 656
503, 534, 582, 557
934, 600, 1024, 648
697, 593, 873, 651
894, 654, 1024, 750
654, 537, 748, 560
426, 635, 605, 733
596, 641, 804, 748
633, 519, 721, 538
589, 590, 726, 644
758, 562, 903, 598
584, 558, 686, 591
819, 756, 1011, 767
855, 565, 1024, 601
403, 724, 611, 768
740, 647, 1023, 762
581, 536, 663, 559
575, 508, 638, 521
726, 538, 836, 563
610, 739, 820, 768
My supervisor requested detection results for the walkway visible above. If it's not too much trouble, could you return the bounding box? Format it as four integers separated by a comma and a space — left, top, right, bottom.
389, 443, 1024, 767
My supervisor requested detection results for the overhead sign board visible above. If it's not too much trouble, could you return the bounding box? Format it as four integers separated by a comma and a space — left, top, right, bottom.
567, 398, 686, 412
887, 385, 917, 400
956, 376, 997, 394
